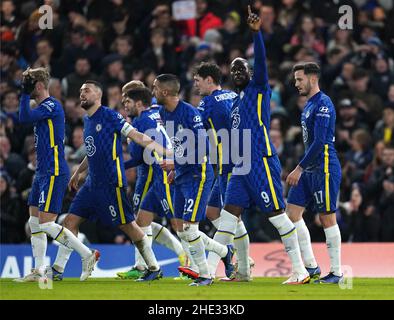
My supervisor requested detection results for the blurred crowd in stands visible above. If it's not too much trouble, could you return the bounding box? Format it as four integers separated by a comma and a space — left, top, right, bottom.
1, 0, 394, 243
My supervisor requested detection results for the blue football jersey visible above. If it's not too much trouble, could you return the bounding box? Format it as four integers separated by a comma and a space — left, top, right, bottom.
197, 89, 237, 175
159, 100, 211, 183
19, 94, 69, 177
83, 106, 129, 187
131, 104, 163, 180
299, 91, 340, 172
126, 107, 172, 185
230, 31, 276, 162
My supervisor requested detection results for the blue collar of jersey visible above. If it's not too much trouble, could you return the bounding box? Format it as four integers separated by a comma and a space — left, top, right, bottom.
307, 91, 322, 103
87, 105, 104, 118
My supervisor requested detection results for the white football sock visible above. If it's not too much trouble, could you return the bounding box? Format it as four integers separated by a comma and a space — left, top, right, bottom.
179, 224, 210, 278
152, 222, 183, 256
40, 222, 91, 258
214, 209, 238, 245
134, 226, 152, 269
234, 220, 250, 276
210, 216, 221, 229
206, 209, 237, 277
29, 216, 47, 269
53, 244, 73, 273
134, 234, 159, 271
199, 231, 227, 257
178, 235, 198, 271
324, 224, 342, 276
269, 213, 306, 274
293, 219, 317, 268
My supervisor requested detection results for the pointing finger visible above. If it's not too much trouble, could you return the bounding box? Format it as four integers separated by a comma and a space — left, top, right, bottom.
248, 5, 252, 15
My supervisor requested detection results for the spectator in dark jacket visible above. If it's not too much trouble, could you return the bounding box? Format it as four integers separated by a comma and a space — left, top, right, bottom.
142, 28, 178, 75
0, 135, 26, 180
0, 171, 25, 243
373, 103, 394, 145
378, 175, 394, 241
341, 183, 380, 242
62, 57, 98, 98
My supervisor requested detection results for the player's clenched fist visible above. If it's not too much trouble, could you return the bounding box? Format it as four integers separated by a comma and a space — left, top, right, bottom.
247, 5, 261, 32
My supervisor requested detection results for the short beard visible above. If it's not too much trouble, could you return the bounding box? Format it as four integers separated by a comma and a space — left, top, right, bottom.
80, 100, 94, 110
299, 81, 311, 96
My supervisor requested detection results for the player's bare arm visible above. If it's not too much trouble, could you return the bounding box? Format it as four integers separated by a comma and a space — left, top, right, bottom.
69, 156, 88, 191
286, 165, 303, 186
127, 129, 173, 159
159, 159, 175, 172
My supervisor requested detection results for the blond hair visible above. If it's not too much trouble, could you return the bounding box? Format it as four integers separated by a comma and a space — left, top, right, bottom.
122, 80, 145, 94
22, 67, 50, 89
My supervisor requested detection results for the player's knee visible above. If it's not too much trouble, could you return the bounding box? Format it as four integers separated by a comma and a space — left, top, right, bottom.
170, 219, 180, 232
63, 214, 79, 235
206, 206, 220, 221
223, 204, 243, 217
319, 212, 337, 228
135, 211, 151, 227
286, 204, 304, 222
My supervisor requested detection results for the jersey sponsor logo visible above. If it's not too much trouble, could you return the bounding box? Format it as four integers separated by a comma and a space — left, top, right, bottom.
316, 113, 331, 118
319, 106, 329, 113
301, 120, 308, 143
170, 136, 184, 157
85, 136, 96, 157
193, 115, 202, 123
96, 124, 102, 132
231, 107, 240, 129
214, 92, 237, 102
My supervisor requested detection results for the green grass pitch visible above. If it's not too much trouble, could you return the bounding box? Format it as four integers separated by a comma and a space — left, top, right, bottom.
1, 277, 394, 300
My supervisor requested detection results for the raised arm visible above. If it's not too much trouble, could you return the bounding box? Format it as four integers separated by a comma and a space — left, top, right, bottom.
19, 72, 50, 123
19, 94, 53, 123
247, 5, 268, 86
